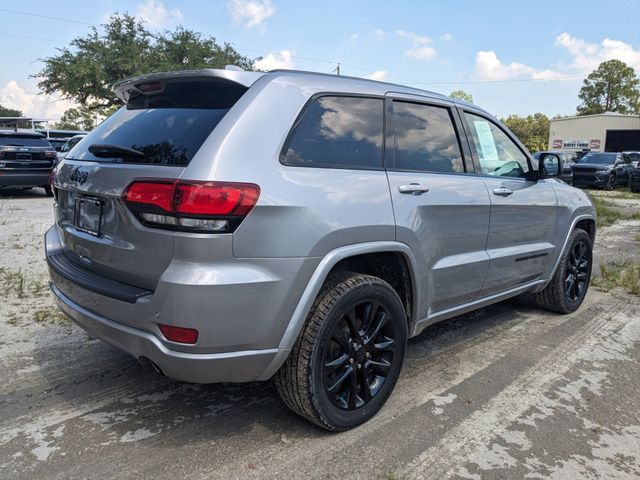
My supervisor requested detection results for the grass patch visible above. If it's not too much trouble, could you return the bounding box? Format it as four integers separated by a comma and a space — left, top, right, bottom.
592, 262, 640, 295
0, 267, 48, 298
592, 196, 640, 227
33, 308, 68, 325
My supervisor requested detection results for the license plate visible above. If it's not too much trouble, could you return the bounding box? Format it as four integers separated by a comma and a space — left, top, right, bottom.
73, 196, 103, 237
16, 153, 32, 160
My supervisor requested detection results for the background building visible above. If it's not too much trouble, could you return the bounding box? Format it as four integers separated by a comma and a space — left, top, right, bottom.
548, 113, 640, 152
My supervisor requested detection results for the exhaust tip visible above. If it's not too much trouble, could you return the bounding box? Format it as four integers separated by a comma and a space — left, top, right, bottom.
138, 356, 166, 376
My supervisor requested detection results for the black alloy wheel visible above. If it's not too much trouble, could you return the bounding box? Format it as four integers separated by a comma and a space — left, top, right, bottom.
565, 239, 590, 302
322, 300, 398, 410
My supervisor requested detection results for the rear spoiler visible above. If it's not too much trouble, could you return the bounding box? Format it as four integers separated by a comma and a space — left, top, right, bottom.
113, 69, 265, 103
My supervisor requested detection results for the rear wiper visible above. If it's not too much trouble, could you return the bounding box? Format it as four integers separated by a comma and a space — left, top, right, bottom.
88, 144, 144, 159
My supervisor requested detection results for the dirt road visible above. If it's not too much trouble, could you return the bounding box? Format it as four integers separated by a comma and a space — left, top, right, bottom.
1, 188, 639, 479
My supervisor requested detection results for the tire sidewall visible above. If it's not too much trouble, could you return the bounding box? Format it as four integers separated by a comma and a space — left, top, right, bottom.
309, 280, 407, 430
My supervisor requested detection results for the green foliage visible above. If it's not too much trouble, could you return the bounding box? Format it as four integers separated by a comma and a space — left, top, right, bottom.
501, 113, 549, 152
0, 104, 22, 117
51, 106, 96, 130
35, 14, 256, 111
577, 59, 640, 115
449, 90, 473, 103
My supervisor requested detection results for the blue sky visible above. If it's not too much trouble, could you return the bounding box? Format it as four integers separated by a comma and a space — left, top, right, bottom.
1, 0, 639, 120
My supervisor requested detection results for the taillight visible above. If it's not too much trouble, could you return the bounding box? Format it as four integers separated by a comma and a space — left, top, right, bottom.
123, 180, 260, 233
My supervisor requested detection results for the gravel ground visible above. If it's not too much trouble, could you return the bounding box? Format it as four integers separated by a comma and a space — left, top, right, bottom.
1, 186, 640, 479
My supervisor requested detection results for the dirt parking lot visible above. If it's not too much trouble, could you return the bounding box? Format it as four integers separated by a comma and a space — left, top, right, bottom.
1, 187, 640, 479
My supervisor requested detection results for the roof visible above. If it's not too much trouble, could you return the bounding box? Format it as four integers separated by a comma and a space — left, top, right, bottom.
550, 112, 640, 122
112, 68, 487, 114
0, 130, 45, 137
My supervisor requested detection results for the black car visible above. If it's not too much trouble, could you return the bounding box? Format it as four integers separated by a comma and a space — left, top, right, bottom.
0, 131, 57, 195
533, 150, 578, 184
571, 152, 634, 190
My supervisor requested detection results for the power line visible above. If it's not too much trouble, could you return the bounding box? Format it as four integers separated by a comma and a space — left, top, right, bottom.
1, 32, 66, 44
0, 8, 94, 26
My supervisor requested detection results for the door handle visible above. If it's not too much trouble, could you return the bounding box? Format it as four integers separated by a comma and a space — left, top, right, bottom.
399, 183, 430, 195
493, 187, 513, 197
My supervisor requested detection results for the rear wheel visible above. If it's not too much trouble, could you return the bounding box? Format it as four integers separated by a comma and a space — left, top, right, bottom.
43, 185, 53, 197
275, 272, 407, 431
533, 228, 592, 314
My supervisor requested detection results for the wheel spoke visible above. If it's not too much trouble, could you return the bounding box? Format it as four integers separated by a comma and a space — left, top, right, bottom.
327, 365, 353, 392
365, 310, 388, 345
565, 275, 575, 298
358, 367, 373, 402
374, 336, 394, 351
366, 358, 391, 375
347, 367, 359, 409
324, 353, 350, 374
344, 307, 359, 337
331, 329, 350, 351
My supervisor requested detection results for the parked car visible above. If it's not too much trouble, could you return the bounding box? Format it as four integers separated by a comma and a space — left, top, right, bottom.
56, 134, 86, 163
0, 131, 57, 195
47, 137, 71, 152
571, 152, 634, 190
623, 151, 640, 168
630, 162, 640, 193
46, 69, 596, 430
532, 150, 578, 184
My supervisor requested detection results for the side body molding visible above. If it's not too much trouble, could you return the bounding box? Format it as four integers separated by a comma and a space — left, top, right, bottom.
258, 241, 420, 380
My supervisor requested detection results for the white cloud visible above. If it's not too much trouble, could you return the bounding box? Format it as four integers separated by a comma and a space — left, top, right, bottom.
396, 30, 431, 45
441, 32, 453, 42
227, 0, 276, 29
254, 50, 294, 71
474, 50, 562, 81
0, 80, 76, 121
405, 46, 437, 60
396, 30, 436, 61
555, 32, 640, 73
135, 0, 183, 28
364, 70, 388, 81
349, 33, 359, 41
374, 29, 387, 38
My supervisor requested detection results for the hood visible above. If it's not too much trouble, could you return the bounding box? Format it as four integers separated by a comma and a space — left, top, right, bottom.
573, 163, 613, 170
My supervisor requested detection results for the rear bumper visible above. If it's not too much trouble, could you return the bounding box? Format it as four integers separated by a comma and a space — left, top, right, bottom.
0, 170, 50, 187
51, 283, 282, 383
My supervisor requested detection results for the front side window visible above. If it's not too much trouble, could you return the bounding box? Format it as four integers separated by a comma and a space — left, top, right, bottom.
281, 96, 384, 169
464, 112, 530, 178
392, 102, 464, 173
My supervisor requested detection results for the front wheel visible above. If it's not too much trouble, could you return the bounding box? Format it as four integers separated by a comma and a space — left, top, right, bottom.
43, 185, 53, 197
604, 174, 616, 191
533, 228, 592, 314
275, 272, 407, 431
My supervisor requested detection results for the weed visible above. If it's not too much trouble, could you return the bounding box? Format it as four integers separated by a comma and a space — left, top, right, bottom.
592, 196, 640, 228
592, 262, 640, 295
33, 308, 68, 325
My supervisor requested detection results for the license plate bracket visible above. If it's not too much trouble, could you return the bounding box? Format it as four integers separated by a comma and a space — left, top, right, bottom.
73, 196, 104, 237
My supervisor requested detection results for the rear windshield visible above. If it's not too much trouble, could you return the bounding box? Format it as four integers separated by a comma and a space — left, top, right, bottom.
0, 136, 51, 147
581, 153, 617, 165
68, 80, 246, 166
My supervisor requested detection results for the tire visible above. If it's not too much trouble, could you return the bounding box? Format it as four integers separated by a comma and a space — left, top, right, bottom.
275, 272, 407, 431
533, 228, 592, 314
43, 185, 53, 197
604, 174, 616, 191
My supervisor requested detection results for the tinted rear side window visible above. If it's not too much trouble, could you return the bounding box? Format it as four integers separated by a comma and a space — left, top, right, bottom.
69, 80, 246, 166
392, 102, 464, 173
0, 136, 51, 147
281, 96, 384, 169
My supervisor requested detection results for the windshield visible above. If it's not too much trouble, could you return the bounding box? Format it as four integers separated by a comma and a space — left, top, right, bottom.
581, 153, 617, 165
0, 136, 51, 147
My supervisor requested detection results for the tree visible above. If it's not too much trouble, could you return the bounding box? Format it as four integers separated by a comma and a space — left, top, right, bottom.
577, 60, 640, 115
501, 113, 550, 152
449, 90, 473, 103
51, 107, 97, 131
35, 14, 256, 112
0, 104, 22, 117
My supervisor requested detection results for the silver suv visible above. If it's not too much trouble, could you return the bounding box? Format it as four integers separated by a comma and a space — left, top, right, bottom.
46, 69, 596, 431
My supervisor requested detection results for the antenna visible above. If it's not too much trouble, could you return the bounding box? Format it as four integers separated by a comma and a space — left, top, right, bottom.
332, 63, 341, 76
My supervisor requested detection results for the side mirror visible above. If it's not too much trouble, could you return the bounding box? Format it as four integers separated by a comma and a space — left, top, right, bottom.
539, 153, 563, 178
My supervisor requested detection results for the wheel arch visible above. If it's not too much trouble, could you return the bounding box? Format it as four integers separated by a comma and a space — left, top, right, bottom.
259, 241, 419, 380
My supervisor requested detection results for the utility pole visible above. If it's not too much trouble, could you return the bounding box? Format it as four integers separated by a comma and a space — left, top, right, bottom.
333, 63, 341, 76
